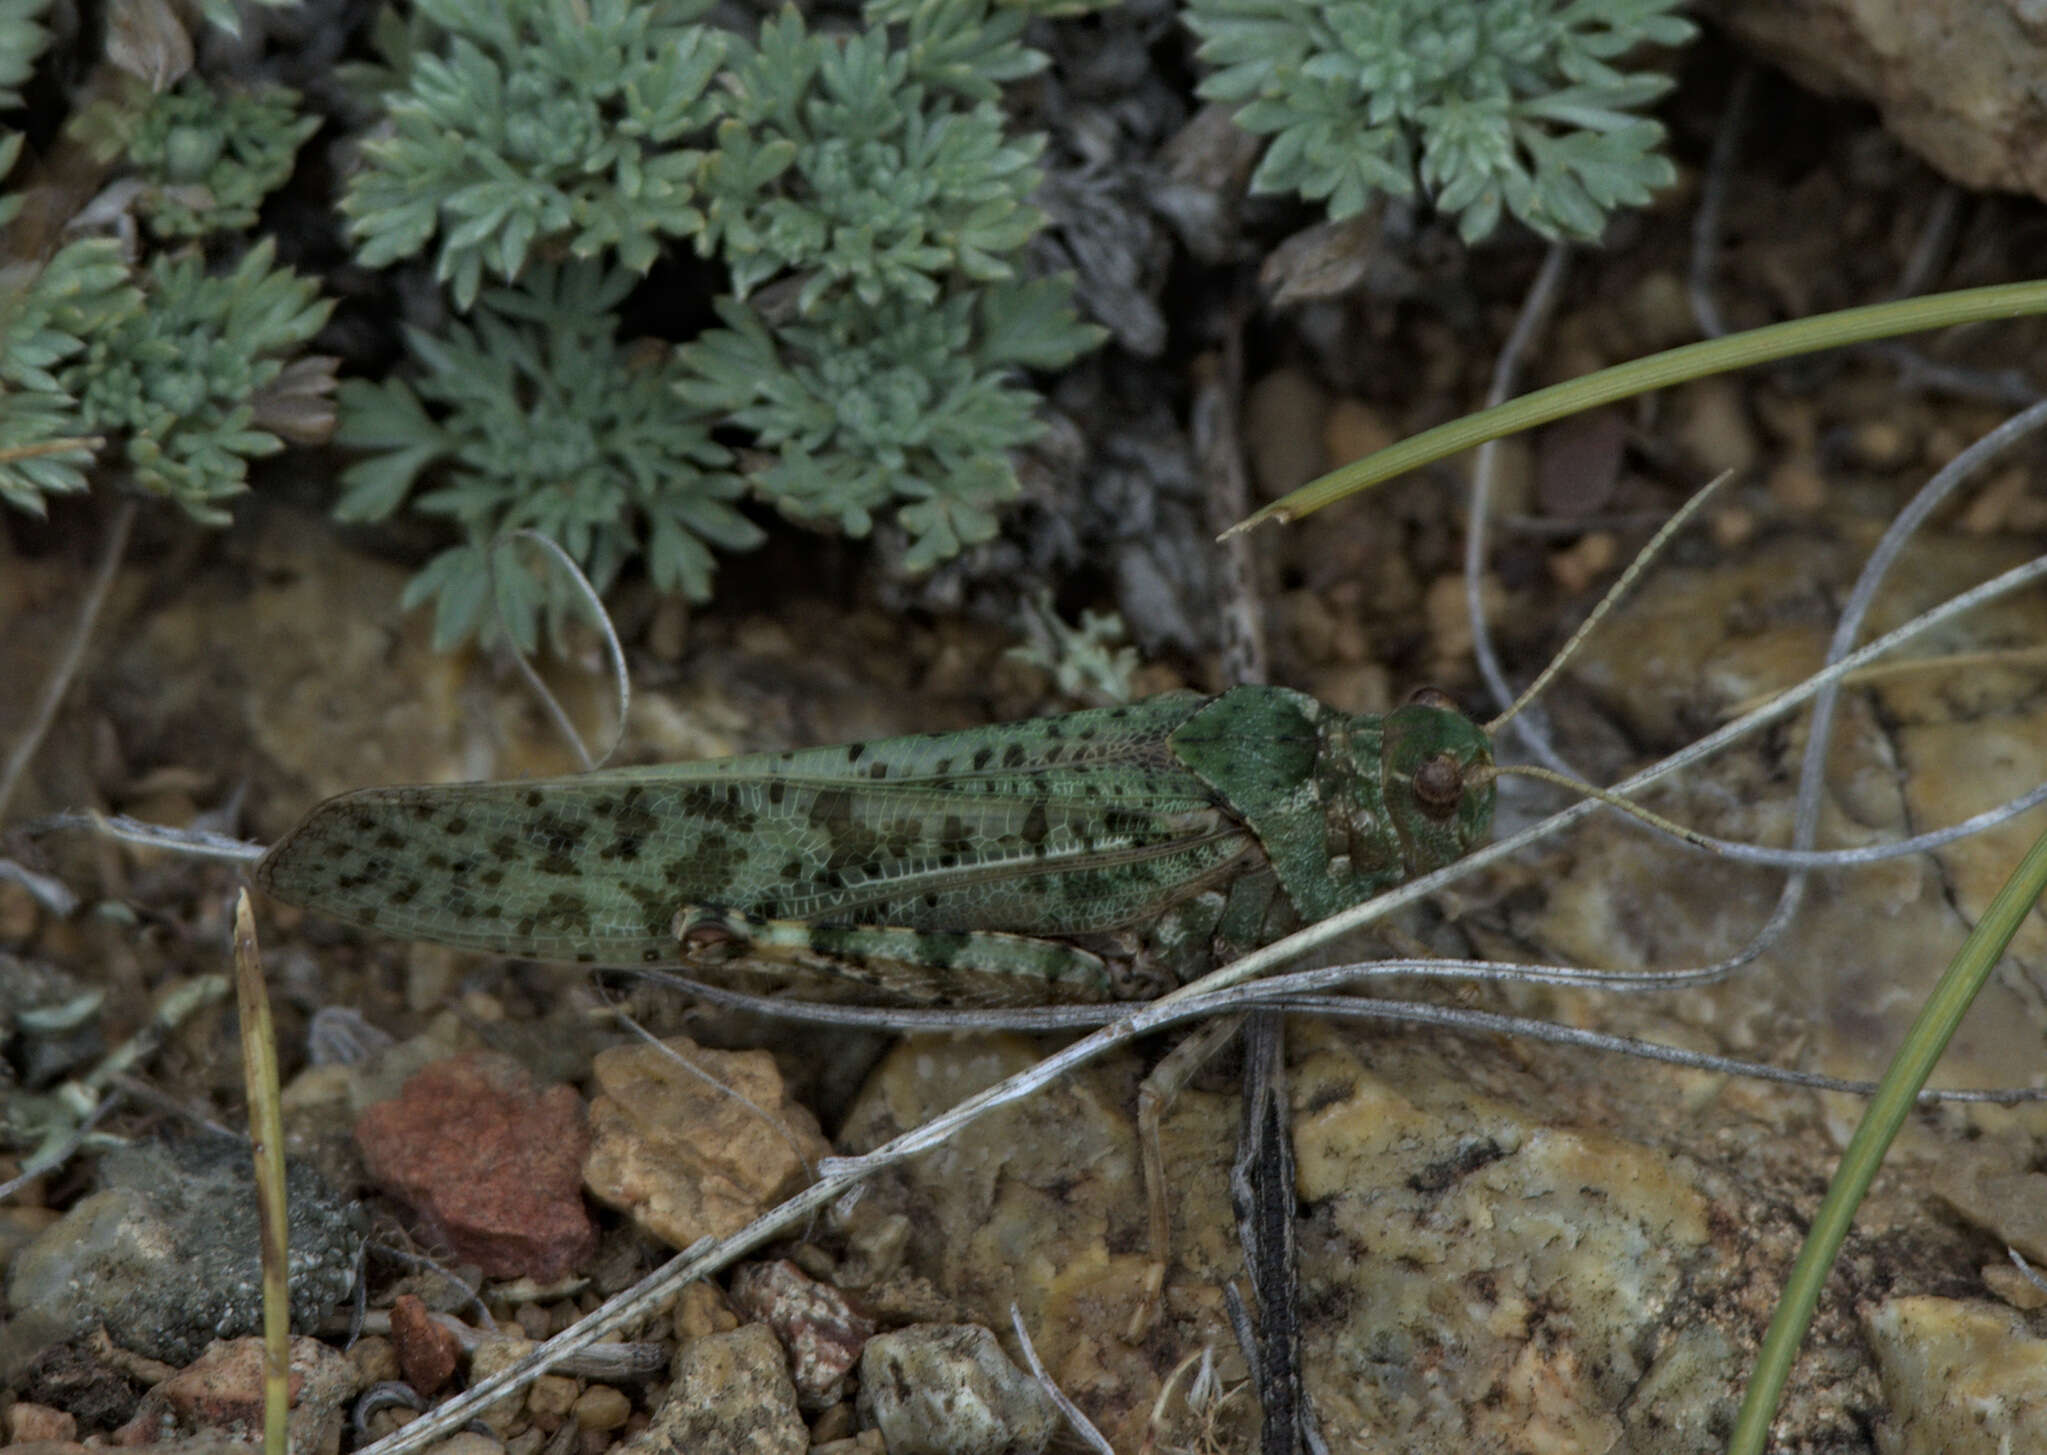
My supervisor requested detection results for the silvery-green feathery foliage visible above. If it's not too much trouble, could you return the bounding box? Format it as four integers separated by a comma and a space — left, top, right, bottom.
1007, 594, 1140, 705
333, 262, 761, 652
73, 76, 321, 239
1185, 0, 1694, 243
0, 131, 143, 514
337, 0, 1105, 634
677, 275, 1099, 573
61, 240, 332, 524
0, 0, 50, 109
696, 4, 1044, 312
0, 0, 333, 522
342, 0, 725, 308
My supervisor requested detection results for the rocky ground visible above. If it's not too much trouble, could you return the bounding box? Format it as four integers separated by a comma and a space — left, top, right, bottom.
7, 22, 2047, 1455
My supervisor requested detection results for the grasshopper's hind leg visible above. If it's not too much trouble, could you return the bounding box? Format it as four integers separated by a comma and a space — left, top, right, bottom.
1125, 870, 1296, 1340
1132, 1010, 1247, 1341
672, 907, 1116, 1006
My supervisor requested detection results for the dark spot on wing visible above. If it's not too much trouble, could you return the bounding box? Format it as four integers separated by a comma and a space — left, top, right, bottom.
1020, 800, 1049, 851
538, 892, 591, 932
613, 787, 659, 837
676, 784, 757, 833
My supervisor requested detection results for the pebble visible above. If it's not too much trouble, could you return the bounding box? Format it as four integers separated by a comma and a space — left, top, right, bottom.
1844, 416, 1916, 471
1709, 506, 1757, 549
2, 1138, 361, 1368
1474, 433, 1535, 519
390, 1294, 462, 1395
11, 1340, 140, 1429
807, 1402, 856, 1445
110, 1336, 357, 1451
1258, 214, 1382, 306
1534, 410, 1627, 518
5, 1401, 77, 1443
526, 1373, 580, 1429
1321, 396, 1396, 470
729, 1259, 875, 1409
1285, 590, 1351, 666
1931, 1154, 2047, 1266
1984, 1262, 2047, 1313
1308, 661, 1392, 718
1958, 466, 2031, 535
857, 1325, 1054, 1455
811, 1433, 886, 1455
1547, 532, 1619, 594
581, 1036, 829, 1250
1766, 456, 1827, 514
347, 1335, 401, 1387
1672, 378, 1758, 478
571, 1384, 631, 1432
1864, 1297, 2047, 1453
0, 1203, 59, 1262
623, 1324, 804, 1455
354, 1050, 596, 1281
1620, 270, 1695, 351
468, 1336, 538, 1437
425, 1432, 505, 1455
674, 1281, 739, 1343
1244, 367, 1329, 500
1422, 571, 1504, 668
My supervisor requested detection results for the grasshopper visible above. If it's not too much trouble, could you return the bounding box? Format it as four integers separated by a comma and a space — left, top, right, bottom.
253, 685, 1497, 1002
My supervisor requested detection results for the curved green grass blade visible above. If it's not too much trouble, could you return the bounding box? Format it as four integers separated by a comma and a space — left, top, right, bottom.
1231, 278, 2047, 533
1727, 825, 2047, 1455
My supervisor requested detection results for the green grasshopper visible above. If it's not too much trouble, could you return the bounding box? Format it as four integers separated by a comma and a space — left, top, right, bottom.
254, 685, 1497, 1002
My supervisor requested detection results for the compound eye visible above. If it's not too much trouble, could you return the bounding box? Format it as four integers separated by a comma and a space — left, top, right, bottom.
1412, 753, 1465, 818
1405, 685, 1459, 713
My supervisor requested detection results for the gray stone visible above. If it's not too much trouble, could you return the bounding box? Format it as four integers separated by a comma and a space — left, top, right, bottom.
856, 1324, 1054, 1455
3, 1137, 363, 1372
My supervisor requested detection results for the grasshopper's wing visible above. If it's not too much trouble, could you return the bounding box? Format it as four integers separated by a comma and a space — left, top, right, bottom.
255, 697, 1259, 964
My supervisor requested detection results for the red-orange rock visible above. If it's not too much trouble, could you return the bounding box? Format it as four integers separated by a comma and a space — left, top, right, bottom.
389, 1293, 463, 1394
355, 1051, 595, 1280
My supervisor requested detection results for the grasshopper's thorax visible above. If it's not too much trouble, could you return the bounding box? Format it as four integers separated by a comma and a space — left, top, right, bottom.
1169, 685, 1497, 926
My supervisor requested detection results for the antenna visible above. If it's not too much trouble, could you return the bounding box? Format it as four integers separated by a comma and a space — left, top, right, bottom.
1476, 763, 1711, 851
1487, 468, 1739, 736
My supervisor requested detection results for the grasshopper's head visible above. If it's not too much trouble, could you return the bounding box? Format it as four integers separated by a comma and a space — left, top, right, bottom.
1379, 688, 1495, 875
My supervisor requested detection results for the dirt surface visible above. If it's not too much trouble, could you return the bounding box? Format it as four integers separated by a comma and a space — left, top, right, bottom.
7, 37, 2047, 1455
